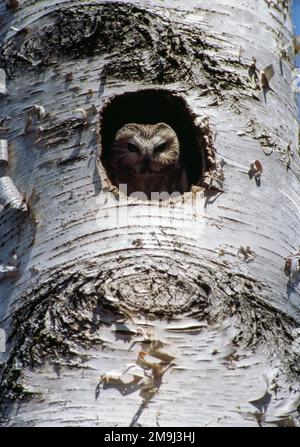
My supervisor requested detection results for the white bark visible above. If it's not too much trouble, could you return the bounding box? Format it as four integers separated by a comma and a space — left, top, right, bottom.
0, 0, 300, 426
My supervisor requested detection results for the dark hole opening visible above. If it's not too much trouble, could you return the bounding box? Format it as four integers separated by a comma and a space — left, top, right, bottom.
100, 89, 206, 198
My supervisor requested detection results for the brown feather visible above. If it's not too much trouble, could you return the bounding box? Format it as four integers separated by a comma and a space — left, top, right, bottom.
106, 123, 187, 199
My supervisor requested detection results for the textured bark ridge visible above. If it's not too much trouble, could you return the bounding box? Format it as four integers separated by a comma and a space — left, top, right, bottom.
0, 0, 300, 427
1, 3, 244, 91
1, 266, 300, 425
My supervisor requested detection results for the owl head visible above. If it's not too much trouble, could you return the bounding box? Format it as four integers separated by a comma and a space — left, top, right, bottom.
110, 123, 180, 173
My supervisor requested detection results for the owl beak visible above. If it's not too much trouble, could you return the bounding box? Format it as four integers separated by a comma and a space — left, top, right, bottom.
144, 154, 151, 166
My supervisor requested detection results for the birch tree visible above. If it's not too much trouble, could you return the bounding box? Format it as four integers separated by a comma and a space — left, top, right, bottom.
0, 0, 300, 427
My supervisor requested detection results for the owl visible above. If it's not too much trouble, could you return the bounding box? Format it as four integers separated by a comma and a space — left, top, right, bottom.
106, 123, 187, 199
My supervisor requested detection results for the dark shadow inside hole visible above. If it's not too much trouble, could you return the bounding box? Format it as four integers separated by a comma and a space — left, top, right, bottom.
100, 89, 205, 197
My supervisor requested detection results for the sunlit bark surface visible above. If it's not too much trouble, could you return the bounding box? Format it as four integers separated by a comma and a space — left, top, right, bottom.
0, 0, 300, 426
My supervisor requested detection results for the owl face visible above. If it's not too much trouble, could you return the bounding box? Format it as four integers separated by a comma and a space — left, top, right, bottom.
110, 123, 180, 174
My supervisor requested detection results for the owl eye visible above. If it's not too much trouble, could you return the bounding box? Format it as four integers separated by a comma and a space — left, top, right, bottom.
154, 143, 166, 153
128, 143, 140, 153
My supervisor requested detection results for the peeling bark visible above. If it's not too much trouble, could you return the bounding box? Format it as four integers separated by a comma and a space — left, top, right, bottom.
0, 0, 300, 427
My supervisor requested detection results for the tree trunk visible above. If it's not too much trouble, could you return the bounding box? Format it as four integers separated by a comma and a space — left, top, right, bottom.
0, 0, 300, 427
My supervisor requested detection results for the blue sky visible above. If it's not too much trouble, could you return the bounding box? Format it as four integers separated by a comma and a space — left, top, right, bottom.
293, 0, 300, 35
293, 0, 300, 66
292, 0, 300, 112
